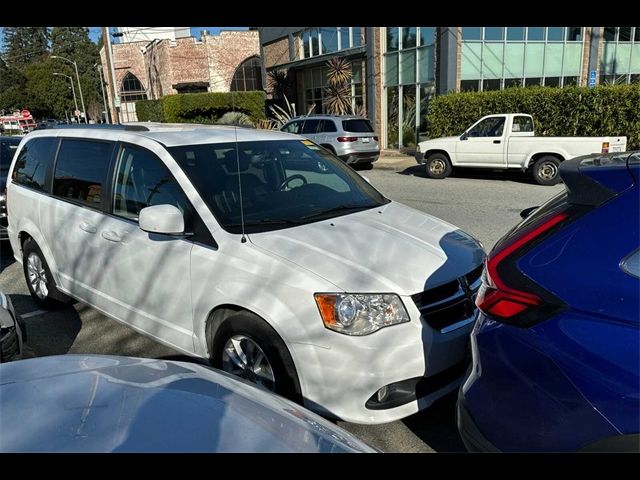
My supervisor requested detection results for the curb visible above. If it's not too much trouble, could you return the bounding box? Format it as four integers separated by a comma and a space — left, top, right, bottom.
373, 159, 419, 171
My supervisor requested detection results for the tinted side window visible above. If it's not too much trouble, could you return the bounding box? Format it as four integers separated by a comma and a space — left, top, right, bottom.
12, 137, 58, 191
319, 120, 337, 133
342, 119, 373, 133
1, 139, 20, 171
112, 144, 190, 220
301, 119, 321, 134
53, 139, 114, 208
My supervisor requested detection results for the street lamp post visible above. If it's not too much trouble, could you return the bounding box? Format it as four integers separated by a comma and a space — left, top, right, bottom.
51, 55, 87, 124
53, 72, 79, 123
95, 64, 110, 124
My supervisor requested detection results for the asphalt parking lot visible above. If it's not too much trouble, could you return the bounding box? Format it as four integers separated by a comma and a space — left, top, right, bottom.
0, 162, 563, 452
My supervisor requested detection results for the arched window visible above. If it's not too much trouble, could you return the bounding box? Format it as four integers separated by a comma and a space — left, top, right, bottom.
120, 72, 147, 102
231, 56, 263, 92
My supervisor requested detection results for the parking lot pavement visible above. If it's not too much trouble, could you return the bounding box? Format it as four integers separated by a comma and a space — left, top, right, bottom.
0, 168, 562, 452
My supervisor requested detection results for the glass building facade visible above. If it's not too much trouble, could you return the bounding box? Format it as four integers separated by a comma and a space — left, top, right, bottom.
460, 27, 585, 91
383, 27, 437, 148
600, 27, 640, 84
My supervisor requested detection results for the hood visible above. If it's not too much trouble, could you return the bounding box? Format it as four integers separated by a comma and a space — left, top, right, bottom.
419, 136, 460, 148
0, 355, 373, 453
249, 201, 485, 296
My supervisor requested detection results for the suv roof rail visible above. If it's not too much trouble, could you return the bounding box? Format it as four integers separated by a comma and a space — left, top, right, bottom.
53, 124, 150, 132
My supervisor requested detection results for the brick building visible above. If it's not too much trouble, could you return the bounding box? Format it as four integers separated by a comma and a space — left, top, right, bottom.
259, 27, 640, 150
100, 29, 262, 122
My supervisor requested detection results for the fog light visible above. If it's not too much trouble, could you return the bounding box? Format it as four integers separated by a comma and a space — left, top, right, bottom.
377, 385, 389, 402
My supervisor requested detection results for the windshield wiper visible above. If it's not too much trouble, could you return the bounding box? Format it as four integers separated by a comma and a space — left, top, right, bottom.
299, 204, 375, 221
227, 218, 302, 227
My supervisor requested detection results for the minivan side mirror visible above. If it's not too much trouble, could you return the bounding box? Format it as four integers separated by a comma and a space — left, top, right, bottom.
460, 132, 468, 141
139, 204, 185, 235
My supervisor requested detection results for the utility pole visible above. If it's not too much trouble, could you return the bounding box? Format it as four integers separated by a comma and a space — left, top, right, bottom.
95, 64, 110, 123
103, 26, 119, 124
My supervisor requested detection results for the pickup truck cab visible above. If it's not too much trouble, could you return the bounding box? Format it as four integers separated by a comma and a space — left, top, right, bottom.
415, 113, 628, 185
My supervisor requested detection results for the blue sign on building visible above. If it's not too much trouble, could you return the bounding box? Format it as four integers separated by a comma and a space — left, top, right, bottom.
588, 70, 597, 88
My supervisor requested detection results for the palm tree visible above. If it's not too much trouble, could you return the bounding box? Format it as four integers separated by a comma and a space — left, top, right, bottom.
324, 57, 353, 115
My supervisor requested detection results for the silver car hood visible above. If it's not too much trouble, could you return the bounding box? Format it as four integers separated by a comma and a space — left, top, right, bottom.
0, 355, 374, 452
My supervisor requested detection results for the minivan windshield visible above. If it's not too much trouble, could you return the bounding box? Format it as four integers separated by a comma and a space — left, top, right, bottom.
169, 139, 389, 233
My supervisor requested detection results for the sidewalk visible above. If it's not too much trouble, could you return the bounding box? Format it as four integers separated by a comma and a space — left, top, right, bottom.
373, 150, 419, 171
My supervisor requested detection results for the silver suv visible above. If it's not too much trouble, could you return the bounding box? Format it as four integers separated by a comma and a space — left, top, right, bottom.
281, 115, 380, 167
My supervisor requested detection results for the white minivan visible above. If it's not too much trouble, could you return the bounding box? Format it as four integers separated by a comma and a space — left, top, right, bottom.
7, 125, 485, 424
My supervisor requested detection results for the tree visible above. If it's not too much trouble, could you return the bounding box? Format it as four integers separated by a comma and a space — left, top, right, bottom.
23, 59, 74, 119
324, 57, 353, 115
0, 56, 29, 112
50, 27, 102, 121
2, 27, 50, 69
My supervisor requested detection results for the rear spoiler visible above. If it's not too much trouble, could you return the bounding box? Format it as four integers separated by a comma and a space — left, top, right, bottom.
559, 151, 638, 207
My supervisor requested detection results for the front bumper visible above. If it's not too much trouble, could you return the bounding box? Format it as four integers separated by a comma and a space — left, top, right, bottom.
0, 293, 25, 363
415, 151, 425, 164
292, 305, 474, 424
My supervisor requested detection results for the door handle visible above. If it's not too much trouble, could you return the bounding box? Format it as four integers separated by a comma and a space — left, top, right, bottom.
78, 222, 97, 234
493, 140, 501, 144
101, 231, 122, 243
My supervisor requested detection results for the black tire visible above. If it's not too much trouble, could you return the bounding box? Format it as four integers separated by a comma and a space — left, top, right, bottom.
425, 153, 452, 179
532, 155, 562, 185
361, 162, 374, 170
210, 311, 302, 403
22, 238, 73, 309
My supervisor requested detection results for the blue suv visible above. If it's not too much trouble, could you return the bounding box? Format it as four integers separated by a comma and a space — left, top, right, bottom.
457, 151, 639, 452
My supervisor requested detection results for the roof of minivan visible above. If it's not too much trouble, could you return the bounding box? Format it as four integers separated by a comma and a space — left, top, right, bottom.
27, 124, 299, 147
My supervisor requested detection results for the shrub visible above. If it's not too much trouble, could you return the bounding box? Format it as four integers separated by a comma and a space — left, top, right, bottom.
135, 99, 164, 122
162, 91, 266, 124
426, 84, 640, 150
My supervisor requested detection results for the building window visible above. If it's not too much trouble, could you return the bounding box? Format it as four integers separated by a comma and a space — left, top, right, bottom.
460, 80, 480, 91
601, 27, 640, 85
231, 56, 263, 92
384, 27, 436, 148
300, 27, 364, 59
461, 27, 586, 92
462, 27, 482, 41
120, 72, 147, 102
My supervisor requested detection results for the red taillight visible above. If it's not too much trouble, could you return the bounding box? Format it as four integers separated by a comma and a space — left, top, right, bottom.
476, 212, 569, 322
601, 142, 609, 154
337, 136, 357, 142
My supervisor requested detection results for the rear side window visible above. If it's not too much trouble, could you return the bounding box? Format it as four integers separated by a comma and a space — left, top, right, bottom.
53, 139, 114, 208
12, 137, 58, 192
319, 120, 337, 133
512, 116, 533, 133
301, 119, 321, 134
342, 119, 373, 133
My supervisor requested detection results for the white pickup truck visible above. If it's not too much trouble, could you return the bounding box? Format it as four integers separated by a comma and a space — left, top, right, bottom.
415, 113, 627, 185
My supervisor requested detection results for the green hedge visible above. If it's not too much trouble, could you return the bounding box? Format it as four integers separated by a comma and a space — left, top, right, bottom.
135, 99, 164, 122
162, 91, 265, 124
426, 84, 640, 150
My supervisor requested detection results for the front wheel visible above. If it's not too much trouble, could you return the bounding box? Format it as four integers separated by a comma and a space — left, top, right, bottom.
211, 312, 302, 403
532, 156, 561, 185
425, 153, 452, 179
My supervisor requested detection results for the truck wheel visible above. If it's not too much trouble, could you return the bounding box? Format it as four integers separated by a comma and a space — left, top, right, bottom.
532, 156, 561, 186
425, 153, 452, 179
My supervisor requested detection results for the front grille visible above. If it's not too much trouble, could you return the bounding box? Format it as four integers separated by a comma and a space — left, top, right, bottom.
412, 264, 484, 332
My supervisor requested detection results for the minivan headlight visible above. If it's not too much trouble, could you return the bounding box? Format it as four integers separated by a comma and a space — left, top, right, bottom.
314, 293, 410, 335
